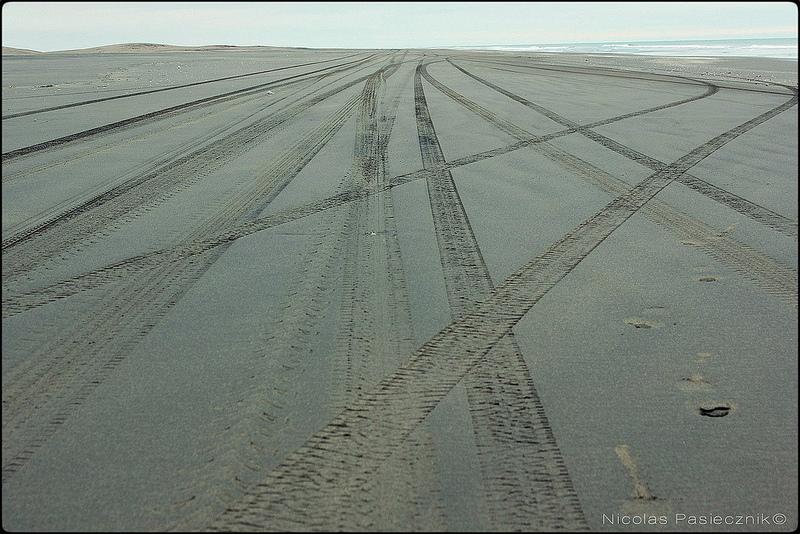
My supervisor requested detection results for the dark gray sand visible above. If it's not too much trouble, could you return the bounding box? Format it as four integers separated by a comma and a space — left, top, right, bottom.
2, 46, 797, 531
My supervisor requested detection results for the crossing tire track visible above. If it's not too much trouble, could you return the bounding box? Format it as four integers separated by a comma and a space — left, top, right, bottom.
164, 57, 437, 531
0, 78, 313, 259
169, 196, 353, 532
208, 87, 797, 533
1, 55, 376, 162
4, 60, 789, 317
329, 66, 447, 530
1, 58, 392, 284
2, 55, 381, 249
0, 187, 370, 318
1, 87, 366, 483
0, 72, 325, 186
423, 63, 798, 307
450, 60, 798, 238
415, 61, 587, 530
461, 57, 795, 96
1, 53, 363, 120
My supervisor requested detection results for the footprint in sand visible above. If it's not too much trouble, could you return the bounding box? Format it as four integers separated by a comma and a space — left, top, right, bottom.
680, 353, 733, 419
615, 445, 672, 516
681, 239, 706, 247
698, 403, 733, 417
624, 317, 661, 329
695, 351, 714, 364
677, 374, 713, 392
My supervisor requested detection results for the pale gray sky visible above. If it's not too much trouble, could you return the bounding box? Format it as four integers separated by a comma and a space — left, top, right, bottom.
2, 1, 797, 51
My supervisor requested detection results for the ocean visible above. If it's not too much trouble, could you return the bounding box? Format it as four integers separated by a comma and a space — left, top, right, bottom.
449, 38, 798, 59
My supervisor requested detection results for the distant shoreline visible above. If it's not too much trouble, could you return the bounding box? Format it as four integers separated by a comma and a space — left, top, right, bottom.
447, 37, 799, 60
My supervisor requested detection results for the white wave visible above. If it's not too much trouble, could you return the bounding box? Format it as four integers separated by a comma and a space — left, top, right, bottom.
748, 44, 797, 49
459, 39, 797, 59
615, 44, 728, 49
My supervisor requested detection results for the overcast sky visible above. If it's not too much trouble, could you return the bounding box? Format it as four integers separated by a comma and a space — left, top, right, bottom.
2, 1, 797, 51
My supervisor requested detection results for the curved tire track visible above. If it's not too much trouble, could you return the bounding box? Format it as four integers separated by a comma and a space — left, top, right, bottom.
450, 60, 798, 238
0, 74, 324, 186
4, 63, 793, 316
422, 63, 797, 307
461, 57, 795, 96
208, 84, 797, 532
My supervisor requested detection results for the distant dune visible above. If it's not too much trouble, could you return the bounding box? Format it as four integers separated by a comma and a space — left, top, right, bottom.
75, 42, 183, 53
2, 46, 43, 55
1, 42, 288, 55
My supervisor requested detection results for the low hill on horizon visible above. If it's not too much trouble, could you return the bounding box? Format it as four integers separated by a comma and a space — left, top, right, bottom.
2, 42, 301, 55
2, 46, 43, 55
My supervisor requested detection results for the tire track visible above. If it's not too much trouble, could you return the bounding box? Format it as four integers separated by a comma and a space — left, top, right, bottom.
450, 60, 798, 238
1, 58, 372, 247
330, 65, 447, 530
352, 74, 382, 183
2, 56, 422, 188
387, 73, 722, 178
1, 55, 375, 162
460, 57, 795, 96
1, 62, 776, 317
208, 86, 797, 532
0, 77, 315, 258
470, 62, 728, 131
422, 63, 797, 307
338, 70, 402, 398
1, 55, 406, 249
1, 84, 366, 483
1, 57, 390, 283
165, 57, 436, 531
414, 61, 587, 530
0, 72, 324, 186
168, 174, 355, 533
1, 53, 362, 120
1, 187, 386, 318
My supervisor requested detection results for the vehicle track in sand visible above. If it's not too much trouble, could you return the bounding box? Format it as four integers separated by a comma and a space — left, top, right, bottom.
1, 53, 362, 120
1, 56, 432, 252
0, 74, 324, 186
2, 62, 796, 317
208, 82, 797, 533
1, 71, 371, 483
1, 56, 392, 283
0, 55, 376, 162
162, 55, 441, 532
450, 60, 798, 238
420, 62, 797, 308
0, 76, 321, 262
1, 55, 423, 188
2, 62, 759, 319
327, 61, 447, 531
173, 57, 444, 532
458, 57, 796, 96
1, 56, 381, 242
414, 60, 586, 531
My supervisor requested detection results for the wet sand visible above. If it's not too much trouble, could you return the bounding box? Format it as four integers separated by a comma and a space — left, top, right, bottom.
2, 46, 797, 531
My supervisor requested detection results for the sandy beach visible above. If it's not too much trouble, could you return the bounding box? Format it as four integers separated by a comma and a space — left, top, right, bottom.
2, 45, 797, 531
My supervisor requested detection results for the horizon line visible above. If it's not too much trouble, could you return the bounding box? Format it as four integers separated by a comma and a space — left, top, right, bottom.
3, 35, 798, 54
